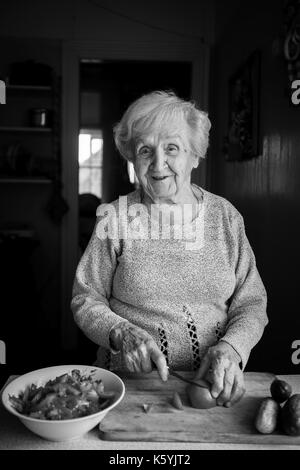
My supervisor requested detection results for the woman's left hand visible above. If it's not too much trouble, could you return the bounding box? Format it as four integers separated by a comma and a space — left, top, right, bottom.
194, 341, 245, 407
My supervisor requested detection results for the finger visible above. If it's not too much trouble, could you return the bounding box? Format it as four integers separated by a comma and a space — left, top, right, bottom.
125, 352, 142, 373
132, 361, 142, 373
205, 367, 214, 385
138, 343, 152, 373
225, 376, 246, 407
194, 353, 211, 380
124, 354, 135, 373
217, 365, 235, 406
209, 357, 226, 399
130, 349, 143, 373
150, 343, 168, 382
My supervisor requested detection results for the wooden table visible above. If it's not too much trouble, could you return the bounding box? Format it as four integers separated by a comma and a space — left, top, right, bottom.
1, 372, 300, 450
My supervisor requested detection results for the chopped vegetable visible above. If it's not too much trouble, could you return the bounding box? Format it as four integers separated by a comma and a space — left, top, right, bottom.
142, 403, 153, 413
9, 369, 116, 420
172, 391, 184, 410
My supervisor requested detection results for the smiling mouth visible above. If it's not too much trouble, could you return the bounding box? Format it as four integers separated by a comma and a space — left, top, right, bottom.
151, 175, 171, 181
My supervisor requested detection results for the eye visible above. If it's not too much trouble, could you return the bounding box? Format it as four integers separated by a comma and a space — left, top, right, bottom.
165, 144, 179, 155
137, 146, 152, 158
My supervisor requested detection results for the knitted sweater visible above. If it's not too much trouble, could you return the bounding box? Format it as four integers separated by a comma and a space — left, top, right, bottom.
71, 185, 268, 372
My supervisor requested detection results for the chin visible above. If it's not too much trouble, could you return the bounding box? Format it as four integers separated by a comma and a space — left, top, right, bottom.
150, 187, 175, 200
142, 184, 175, 202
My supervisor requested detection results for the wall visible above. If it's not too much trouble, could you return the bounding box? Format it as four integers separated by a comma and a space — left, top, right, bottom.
211, 0, 300, 373
0, 0, 214, 44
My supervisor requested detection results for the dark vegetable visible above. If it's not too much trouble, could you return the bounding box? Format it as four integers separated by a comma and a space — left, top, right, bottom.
281, 394, 300, 436
270, 379, 292, 404
255, 397, 279, 434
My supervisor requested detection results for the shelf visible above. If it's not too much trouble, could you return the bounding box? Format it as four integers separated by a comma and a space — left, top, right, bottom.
0, 177, 52, 184
7, 85, 52, 92
0, 126, 52, 133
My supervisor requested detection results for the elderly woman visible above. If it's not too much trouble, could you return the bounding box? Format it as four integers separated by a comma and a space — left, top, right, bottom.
71, 91, 268, 407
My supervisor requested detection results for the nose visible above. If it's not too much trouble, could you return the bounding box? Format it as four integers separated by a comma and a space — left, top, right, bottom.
151, 147, 167, 172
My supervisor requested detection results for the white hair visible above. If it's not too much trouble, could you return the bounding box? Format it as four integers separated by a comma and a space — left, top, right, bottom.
113, 90, 211, 162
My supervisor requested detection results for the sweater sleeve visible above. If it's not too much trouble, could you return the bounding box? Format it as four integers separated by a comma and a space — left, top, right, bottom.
70, 215, 128, 350
221, 213, 268, 369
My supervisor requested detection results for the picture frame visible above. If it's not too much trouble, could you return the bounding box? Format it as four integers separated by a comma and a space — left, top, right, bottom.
225, 50, 261, 161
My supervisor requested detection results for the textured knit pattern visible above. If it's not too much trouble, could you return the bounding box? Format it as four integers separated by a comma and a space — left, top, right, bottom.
71, 185, 268, 371
184, 305, 201, 370
158, 325, 169, 366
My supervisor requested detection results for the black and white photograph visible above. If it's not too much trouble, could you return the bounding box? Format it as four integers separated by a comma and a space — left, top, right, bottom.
0, 0, 300, 456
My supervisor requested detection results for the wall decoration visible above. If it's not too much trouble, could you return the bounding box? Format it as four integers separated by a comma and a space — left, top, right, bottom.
224, 50, 261, 162
283, 0, 300, 86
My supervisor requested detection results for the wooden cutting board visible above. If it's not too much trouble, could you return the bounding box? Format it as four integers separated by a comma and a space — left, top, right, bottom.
100, 372, 300, 444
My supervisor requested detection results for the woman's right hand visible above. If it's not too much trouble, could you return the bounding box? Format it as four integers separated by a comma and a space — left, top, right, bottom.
109, 321, 169, 382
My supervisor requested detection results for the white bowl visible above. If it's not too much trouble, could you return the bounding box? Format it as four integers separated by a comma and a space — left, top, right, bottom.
1, 365, 125, 441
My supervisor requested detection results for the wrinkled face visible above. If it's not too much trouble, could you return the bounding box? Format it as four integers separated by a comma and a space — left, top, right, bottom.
133, 122, 198, 203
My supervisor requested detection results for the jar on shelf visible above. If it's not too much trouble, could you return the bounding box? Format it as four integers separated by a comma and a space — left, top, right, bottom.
29, 108, 51, 128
